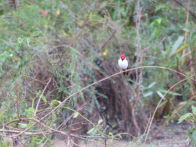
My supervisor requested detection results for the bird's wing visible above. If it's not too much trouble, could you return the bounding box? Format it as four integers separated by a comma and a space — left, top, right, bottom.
123, 59, 128, 69
118, 58, 123, 68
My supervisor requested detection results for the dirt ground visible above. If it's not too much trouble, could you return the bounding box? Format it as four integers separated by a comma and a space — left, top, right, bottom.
51, 123, 193, 147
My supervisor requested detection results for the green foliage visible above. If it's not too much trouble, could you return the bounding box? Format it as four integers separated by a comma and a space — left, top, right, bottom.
0, 0, 195, 145
178, 106, 196, 123
188, 128, 196, 145
179, 105, 196, 145
87, 119, 103, 136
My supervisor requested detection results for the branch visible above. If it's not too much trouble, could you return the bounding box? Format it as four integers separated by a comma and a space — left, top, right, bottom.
34, 78, 52, 116
144, 76, 195, 142
11, 66, 196, 138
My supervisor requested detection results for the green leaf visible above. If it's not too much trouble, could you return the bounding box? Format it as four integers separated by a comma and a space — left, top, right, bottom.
171, 43, 189, 56
41, 95, 47, 103
192, 106, 196, 116
37, 90, 47, 103
147, 82, 156, 89
50, 100, 61, 108
156, 18, 163, 24
25, 107, 35, 117
109, 132, 113, 136
87, 127, 95, 135
98, 119, 103, 124
143, 91, 153, 97
157, 91, 165, 99
178, 113, 192, 123
159, 89, 181, 96
73, 112, 79, 118
19, 123, 27, 128
170, 36, 184, 56
159, 100, 168, 108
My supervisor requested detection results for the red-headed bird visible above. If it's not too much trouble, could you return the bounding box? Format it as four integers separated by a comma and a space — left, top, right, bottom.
118, 54, 128, 73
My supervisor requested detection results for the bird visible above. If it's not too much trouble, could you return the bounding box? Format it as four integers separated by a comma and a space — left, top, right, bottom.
118, 54, 128, 73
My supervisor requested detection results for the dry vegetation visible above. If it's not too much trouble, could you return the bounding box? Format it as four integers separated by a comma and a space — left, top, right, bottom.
0, 0, 196, 146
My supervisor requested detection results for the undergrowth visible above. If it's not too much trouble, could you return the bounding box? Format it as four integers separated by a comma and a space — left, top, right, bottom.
0, 0, 196, 146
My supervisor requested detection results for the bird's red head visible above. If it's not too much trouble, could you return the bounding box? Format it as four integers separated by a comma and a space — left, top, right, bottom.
120, 54, 126, 60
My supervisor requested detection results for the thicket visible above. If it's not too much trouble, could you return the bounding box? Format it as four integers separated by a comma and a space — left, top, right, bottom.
0, 0, 195, 146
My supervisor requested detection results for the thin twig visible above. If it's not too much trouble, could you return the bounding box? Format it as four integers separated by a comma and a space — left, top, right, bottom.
144, 76, 195, 143
151, 95, 196, 141
12, 66, 196, 138
43, 66, 195, 120
144, 113, 152, 135
2, 117, 68, 137
34, 78, 52, 116
134, 0, 142, 136
0, 129, 50, 136
181, 0, 195, 97
57, 103, 87, 130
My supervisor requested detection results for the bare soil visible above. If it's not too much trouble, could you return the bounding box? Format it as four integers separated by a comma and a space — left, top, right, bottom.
51, 123, 193, 147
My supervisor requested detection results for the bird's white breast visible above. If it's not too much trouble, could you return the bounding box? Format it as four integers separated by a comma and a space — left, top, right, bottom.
118, 58, 128, 69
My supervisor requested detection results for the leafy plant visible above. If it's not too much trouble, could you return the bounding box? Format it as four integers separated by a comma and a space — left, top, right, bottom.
0, 0, 195, 146
179, 105, 196, 145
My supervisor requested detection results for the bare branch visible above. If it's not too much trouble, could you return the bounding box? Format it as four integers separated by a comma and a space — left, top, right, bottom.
34, 78, 52, 117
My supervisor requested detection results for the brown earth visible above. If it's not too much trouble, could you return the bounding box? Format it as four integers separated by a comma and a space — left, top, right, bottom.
51, 123, 192, 147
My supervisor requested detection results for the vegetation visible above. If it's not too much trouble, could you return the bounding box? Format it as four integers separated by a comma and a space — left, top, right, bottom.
0, 0, 195, 146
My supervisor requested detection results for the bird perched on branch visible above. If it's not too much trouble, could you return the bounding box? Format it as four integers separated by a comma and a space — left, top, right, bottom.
118, 54, 128, 73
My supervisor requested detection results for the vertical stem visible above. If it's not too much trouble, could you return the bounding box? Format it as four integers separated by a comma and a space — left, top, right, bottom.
182, 0, 195, 97
133, 0, 143, 136
135, 0, 143, 102
182, 0, 190, 57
